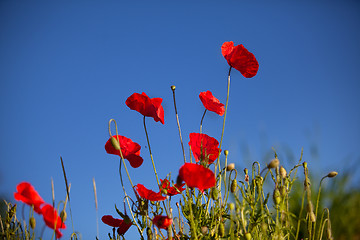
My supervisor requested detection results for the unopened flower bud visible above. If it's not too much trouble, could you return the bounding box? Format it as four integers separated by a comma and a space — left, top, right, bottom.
29, 217, 36, 229
171, 85, 176, 91
211, 188, 219, 200
201, 226, 208, 235
273, 188, 281, 206
231, 179, 237, 193
303, 161, 308, 169
224, 150, 229, 156
110, 137, 121, 150
245, 232, 252, 240
226, 163, 235, 171
279, 186, 287, 197
219, 223, 225, 237
244, 168, 248, 175
60, 210, 67, 223
280, 166, 287, 179
327, 171, 338, 178
229, 203, 235, 211
267, 159, 280, 169
161, 188, 168, 195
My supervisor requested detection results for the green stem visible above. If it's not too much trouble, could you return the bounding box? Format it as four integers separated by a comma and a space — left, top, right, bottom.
199, 109, 207, 134
143, 116, 160, 186
313, 177, 326, 240
295, 190, 306, 240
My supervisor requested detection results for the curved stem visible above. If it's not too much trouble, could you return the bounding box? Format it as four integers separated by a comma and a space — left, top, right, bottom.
143, 116, 160, 186
215, 66, 232, 176
313, 176, 326, 240
171, 86, 187, 163
199, 109, 207, 134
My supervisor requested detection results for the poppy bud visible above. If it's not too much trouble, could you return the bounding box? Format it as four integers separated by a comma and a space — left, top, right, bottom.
60, 210, 67, 223
245, 232, 252, 240
327, 171, 338, 178
171, 85, 176, 91
244, 168, 248, 175
110, 137, 121, 150
279, 186, 287, 197
231, 179, 237, 193
219, 223, 225, 237
201, 226, 208, 235
229, 203, 235, 211
146, 227, 153, 240
161, 188, 168, 195
273, 188, 281, 206
224, 150, 229, 156
280, 166, 287, 179
211, 188, 219, 200
267, 159, 280, 169
303, 161, 308, 169
226, 163, 235, 171
29, 217, 36, 229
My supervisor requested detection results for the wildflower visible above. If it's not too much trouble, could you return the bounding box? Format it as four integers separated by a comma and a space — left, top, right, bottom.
221, 41, 259, 78
160, 179, 185, 196
14, 182, 45, 214
189, 133, 220, 164
178, 163, 216, 192
101, 215, 132, 235
152, 215, 172, 229
41, 204, 66, 239
199, 91, 225, 116
135, 184, 166, 201
125, 92, 164, 124
105, 135, 144, 168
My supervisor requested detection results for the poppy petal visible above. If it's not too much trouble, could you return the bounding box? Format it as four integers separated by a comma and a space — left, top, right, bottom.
136, 184, 166, 201
178, 163, 216, 192
199, 91, 225, 116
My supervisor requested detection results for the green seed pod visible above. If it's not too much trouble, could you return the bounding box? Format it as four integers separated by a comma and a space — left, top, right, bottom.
29, 217, 36, 229
161, 188, 168, 195
279, 186, 287, 197
146, 227, 153, 240
327, 171, 338, 178
229, 203, 235, 211
303, 161, 308, 169
280, 166, 287, 179
244, 168, 248, 175
219, 223, 225, 237
245, 232, 252, 240
110, 137, 121, 150
273, 188, 281, 206
267, 159, 280, 169
231, 179, 237, 193
211, 188, 219, 200
171, 85, 176, 91
60, 210, 67, 223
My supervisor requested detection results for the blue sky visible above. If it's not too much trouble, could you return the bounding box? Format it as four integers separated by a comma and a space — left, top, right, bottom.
1, 1, 359, 239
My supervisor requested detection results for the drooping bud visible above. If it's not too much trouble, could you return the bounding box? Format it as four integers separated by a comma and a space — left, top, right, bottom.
280, 166, 287, 179
60, 209, 67, 223
110, 137, 121, 150
273, 188, 281, 206
29, 217, 36, 229
327, 171, 338, 178
226, 163, 235, 171
267, 159, 280, 169
231, 179, 237, 193
211, 188, 219, 200
245, 232, 252, 240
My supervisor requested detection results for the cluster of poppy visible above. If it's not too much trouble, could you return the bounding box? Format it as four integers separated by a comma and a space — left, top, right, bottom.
14, 182, 66, 238
102, 41, 258, 235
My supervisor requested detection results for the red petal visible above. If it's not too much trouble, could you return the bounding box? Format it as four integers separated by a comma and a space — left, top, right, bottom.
152, 215, 172, 229
189, 133, 220, 164
41, 204, 66, 234
178, 163, 216, 192
221, 41, 235, 59
199, 91, 225, 116
117, 220, 132, 235
136, 184, 166, 201
14, 182, 44, 214
126, 154, 144, 168
101, 215, 123, 228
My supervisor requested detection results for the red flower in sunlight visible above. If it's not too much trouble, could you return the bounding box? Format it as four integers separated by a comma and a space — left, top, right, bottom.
41, 204, 66, 239
135, 184, 166, 201
160, 179, 185, 196
199, 91, 225, 116
221, 41, 259, 78
105, 135, 144, 168
152, 215, 172, 229
14, 182, 45, 214
189, 133, 220, 164
125, 92, 164, 124
101, 215, 132, 235
178, 163, 216, 192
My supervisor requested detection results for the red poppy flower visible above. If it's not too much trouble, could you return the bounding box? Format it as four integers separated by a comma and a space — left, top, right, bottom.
41, 204, 66, 239
178, 163, 216, 192
152, 215, 172, 229
160, 179, 185, 196
101, 215, 132, 235
14, 182, 45, 214
199, 91, 225, 116
105, 135, 144, 168
189, 133, 220, 164
135, 184, 166, 201
125, 92, 164, 124
221, 41, 259, 78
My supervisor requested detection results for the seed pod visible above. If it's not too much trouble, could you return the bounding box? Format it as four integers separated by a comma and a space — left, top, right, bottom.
226, 163, 235, 171
224, 150, 229, 156
279, 186, 287, 197
211, 188, 219, 200
201, 226, 208, 235
229, 203, 235, 211
245, 232, 252, 240
267, 158, 280, 169
273, 188, 281, 206
60, 210, 67, 223
327, 171, 338, 178
161, 188, 168, 195
219, 223, 225, 237
29, 217, 36, 229
146, 227, 153, 240
280, 166, 287, 179
231, 179, 237, 193
110, 137, 121, 150
171, 85, 176, 91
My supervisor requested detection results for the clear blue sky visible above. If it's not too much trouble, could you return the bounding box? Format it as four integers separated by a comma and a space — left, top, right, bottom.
1, 1, 359, 239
